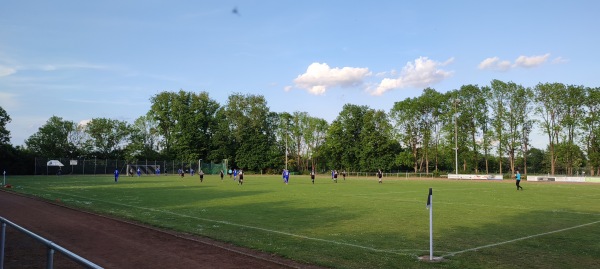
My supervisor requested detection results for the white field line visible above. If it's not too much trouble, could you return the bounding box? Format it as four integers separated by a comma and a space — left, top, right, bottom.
443, 219, 600, 258
34, 188, 423, 256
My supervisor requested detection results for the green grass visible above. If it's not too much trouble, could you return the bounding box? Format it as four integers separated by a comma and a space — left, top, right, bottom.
4, 174, 600, 268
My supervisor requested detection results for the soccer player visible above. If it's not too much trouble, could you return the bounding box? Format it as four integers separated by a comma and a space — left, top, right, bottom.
342, 170, 346, 180
239, 169, 244, 185
220, 170, 224, 181
233, 169, 238, 181
516, 170, 523, 190
137, 168, 141, 177
282, 169, 289, 184
334, 170, 338, 183
114, 169, 119, 183
199, 170, 204, 182
310, 169, 315, 184
377, 169, 383, 183
190, 168, 195, 177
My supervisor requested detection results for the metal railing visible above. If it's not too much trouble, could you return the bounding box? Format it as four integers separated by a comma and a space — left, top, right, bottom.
0, 216, 102, 269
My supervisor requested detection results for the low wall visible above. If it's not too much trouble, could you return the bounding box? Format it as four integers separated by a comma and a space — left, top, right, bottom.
526, 175, 600, 183
448, 174, 503, 180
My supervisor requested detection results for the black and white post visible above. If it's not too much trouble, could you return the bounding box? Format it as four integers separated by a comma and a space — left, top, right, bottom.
427, 188, 433, 260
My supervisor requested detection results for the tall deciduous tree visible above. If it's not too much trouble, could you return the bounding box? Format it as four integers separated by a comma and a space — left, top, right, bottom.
149, 90, 219, 162
0, 106, 11, 145
390, 98, 422, 172
490, 79, 510, 174
25, 116, 78, 158
582, 87, 600, 175
125, 114, 161, 161
534, 82, 566, 175
85, 118, 130, 159
223, 93, 277, 172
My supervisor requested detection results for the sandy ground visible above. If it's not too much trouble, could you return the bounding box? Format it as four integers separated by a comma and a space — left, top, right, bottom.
0, 190, 323, 269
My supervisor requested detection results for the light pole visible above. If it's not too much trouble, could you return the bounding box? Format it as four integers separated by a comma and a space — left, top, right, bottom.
285, 129, 288, 171
454, 99, 460, 175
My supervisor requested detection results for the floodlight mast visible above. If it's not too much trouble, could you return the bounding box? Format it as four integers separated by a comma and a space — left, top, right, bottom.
454, 99, 460, 175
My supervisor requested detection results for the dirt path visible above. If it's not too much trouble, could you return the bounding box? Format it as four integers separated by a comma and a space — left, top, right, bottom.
0, 190, 321, 268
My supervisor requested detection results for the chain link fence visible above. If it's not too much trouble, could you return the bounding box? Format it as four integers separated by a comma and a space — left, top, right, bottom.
33, 158, 227, 176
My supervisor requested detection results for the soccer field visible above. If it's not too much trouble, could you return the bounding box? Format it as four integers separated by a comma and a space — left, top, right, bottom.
4, 174, 600, 268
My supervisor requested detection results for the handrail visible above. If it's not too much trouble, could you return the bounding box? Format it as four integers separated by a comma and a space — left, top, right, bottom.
0, 216, 102, 269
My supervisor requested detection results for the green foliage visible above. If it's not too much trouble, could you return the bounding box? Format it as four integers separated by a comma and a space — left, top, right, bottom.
0, 106, 11, 145
25, 116, 78, 158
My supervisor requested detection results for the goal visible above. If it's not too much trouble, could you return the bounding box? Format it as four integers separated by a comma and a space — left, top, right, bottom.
126, 164, 161, 176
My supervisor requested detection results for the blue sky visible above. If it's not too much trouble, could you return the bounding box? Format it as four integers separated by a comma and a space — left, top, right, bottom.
1, 1, 598, 148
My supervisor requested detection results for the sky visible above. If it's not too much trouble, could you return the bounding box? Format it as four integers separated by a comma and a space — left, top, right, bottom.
1, 1, 599, 149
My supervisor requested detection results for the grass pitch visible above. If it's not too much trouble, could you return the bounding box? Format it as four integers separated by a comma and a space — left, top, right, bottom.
4, 174, 600, 268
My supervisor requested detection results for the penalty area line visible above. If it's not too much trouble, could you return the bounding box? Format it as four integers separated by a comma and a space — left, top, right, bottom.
443, 219, 600, 258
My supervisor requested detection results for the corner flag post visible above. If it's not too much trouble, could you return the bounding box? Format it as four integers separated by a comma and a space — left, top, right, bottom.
427, 187, 433, 260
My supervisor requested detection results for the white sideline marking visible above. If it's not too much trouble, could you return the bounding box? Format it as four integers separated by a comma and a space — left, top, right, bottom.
37, 189, 422, 256
443, 219, 600, 258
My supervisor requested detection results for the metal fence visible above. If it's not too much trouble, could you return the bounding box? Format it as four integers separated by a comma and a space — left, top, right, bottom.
0, 216, 102, 269
33, 158, 227, 176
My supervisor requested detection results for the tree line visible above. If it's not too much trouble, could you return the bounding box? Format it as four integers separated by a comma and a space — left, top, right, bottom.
1, 80, 599, 176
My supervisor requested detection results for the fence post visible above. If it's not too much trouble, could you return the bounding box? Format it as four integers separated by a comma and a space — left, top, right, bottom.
46, 247, 54, 269
1, 222, 5, 269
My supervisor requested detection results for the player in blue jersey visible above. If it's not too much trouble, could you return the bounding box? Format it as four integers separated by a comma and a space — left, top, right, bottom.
137, 167, 141, 177
282, 169, 290, 184
114, 169, 119, 183
516, 170, 523, 190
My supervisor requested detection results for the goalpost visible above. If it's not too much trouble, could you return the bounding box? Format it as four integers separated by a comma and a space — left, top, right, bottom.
126, 164, 161, 176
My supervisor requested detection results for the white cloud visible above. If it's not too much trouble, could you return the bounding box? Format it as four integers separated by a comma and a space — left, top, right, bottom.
0, 65, 17, 77
514, 53, 550, 68
371, 57, 454, 96
293, 62, 371, 95
478, 57, 511, 71
479, 53, 552, 71
552, 56, 569, 64
78, 119, 92, 127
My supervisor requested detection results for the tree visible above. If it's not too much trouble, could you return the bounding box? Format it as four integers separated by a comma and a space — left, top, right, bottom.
582, 87, 600, 175
358, 109, 400, 171
0, 106, 11, 145
223, 93, 277, 172
456, 85, 488, 173
304, 116, 329, 172
148, 90, 220, 162
390, 98, 422, 172
418, 88, 445, 174
534, 82, 567, 175
85, 118, 130, 159
560, 85, 585, 175
25, 116, 78, 158
490, 79, 510, 174
124, 114, 161, 161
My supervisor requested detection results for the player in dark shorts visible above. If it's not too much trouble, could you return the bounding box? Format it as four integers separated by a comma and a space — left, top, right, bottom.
342, 171, 346, 180
310, 169, 315, 184
377, 169, 382, 183
199, 170, 204, 182
334, 170, 338, 183
220, 170, 224, 181
238, 170, 244, 185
